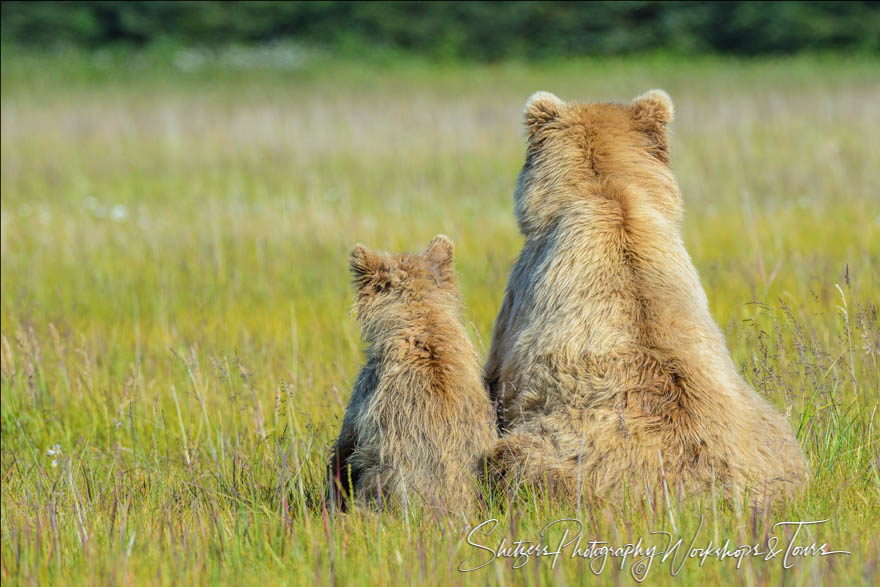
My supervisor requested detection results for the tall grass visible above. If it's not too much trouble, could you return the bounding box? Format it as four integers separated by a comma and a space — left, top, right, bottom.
1, 52, 878, 585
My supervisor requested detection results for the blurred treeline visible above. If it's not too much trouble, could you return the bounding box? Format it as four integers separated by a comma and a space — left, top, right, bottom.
2, 1, 879, 59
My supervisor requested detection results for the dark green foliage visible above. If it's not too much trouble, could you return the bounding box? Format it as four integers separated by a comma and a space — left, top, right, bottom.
2, 1, 878, 58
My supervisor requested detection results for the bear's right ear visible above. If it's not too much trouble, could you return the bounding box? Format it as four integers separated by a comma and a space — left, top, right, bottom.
350, 244, 380, 284
524, 91, 564, 136
424, 234, 454, 285
631, 89, 674, 162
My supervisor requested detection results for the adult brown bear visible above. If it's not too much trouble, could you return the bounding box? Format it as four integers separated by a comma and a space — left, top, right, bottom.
485, 90, 807, 505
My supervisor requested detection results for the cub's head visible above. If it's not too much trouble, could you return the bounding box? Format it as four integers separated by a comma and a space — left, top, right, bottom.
349, 235, 458, 337
515, 90, 681, 235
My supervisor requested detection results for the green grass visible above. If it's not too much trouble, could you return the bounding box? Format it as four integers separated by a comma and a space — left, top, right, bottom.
1, 50, 878, 585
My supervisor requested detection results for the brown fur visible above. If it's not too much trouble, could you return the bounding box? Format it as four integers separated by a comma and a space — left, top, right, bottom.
329, 235, 497, 512
485, 90, 807, 505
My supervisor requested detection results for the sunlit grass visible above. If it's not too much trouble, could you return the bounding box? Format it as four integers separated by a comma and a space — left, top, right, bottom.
1, 51, 878, 585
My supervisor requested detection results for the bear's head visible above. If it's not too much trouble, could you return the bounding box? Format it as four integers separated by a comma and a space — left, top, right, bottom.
514, 90, 682, 236
349, 235, 459, 340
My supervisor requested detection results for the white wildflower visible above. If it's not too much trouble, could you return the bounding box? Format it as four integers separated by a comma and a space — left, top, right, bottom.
111, 205, 128, 221
47, 444, 61, 468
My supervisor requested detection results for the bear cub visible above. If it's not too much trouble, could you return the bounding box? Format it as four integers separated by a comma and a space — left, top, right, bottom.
329, 235, 497, 512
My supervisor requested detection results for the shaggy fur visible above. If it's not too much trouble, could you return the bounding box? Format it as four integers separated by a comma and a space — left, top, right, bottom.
485, 90, 807, 505
329, 235, 497, 512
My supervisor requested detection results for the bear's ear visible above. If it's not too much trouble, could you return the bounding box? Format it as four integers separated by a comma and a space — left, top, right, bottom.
632, 89, 674, 125
350, 243, 381, 285
424, 234, 454, 284
524, 91, 564, 136
631, 89, 674, 162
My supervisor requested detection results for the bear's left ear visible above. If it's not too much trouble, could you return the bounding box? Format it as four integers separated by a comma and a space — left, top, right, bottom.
424, 234, 454, 284
524, 91, 564, 136
631, 89, 674, 162
350, 243, 381, 287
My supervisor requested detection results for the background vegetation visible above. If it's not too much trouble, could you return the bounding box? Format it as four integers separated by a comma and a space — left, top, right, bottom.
1, 2, 879, 586
3, 1, 880, 58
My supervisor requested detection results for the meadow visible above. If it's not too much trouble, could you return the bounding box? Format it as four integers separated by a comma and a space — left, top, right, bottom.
1, 49, 878, 585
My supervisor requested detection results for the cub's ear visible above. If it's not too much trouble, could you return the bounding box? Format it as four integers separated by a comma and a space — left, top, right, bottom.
424, 234, 454, 284
350, 243, 380, 284
631, 89, 674, 162
524, 91, 564, 136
